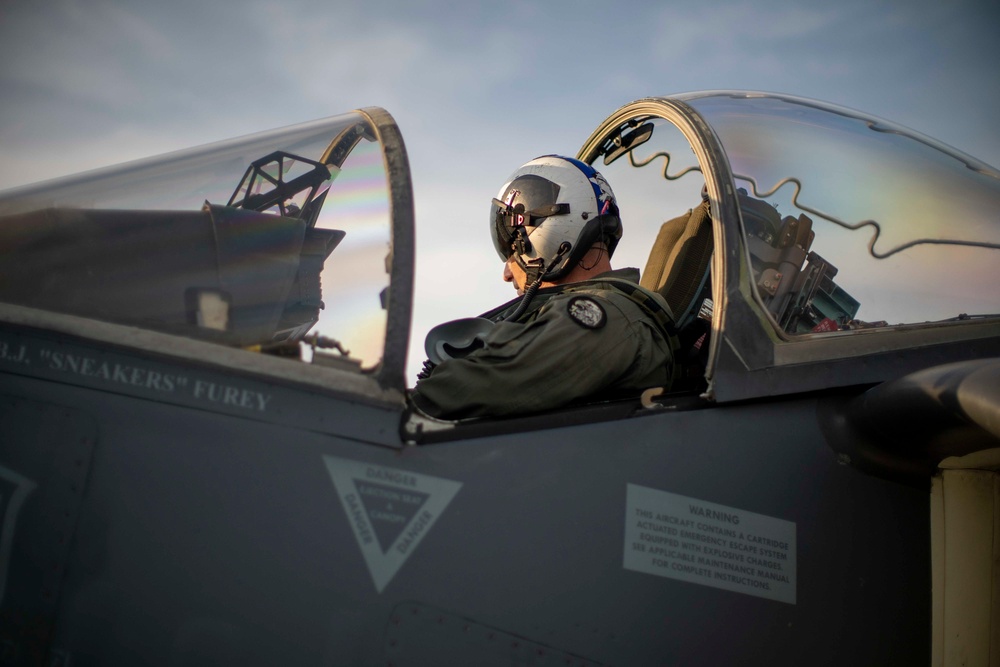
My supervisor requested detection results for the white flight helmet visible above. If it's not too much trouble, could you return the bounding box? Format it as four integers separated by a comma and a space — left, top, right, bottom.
490, 155, 622, 282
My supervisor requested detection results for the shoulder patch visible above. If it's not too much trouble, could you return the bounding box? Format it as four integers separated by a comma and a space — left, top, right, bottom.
567, 296, 606, 329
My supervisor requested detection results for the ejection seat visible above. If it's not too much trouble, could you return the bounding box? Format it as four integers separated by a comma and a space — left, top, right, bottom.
640, 195, 714, 390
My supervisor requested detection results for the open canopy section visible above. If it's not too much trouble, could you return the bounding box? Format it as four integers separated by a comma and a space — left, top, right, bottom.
0, 109, 414, 391
679, 91, 1000, 333
577, 92, 1000, 403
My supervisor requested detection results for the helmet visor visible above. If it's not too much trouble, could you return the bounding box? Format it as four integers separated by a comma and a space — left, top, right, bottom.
490, 174, 565, 260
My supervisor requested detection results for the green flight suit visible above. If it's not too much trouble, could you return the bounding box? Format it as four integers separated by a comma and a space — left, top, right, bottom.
410, 268, 676, 420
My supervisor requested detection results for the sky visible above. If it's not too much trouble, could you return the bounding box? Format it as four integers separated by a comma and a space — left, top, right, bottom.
1, 0, 998, 378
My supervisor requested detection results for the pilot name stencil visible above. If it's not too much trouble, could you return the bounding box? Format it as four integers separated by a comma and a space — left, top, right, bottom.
324, 456, 462, 593
624, 484, 797, 604
0, 331, 274, 414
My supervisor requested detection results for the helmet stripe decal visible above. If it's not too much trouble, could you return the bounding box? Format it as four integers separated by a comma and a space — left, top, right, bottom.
541, 155, 604, 209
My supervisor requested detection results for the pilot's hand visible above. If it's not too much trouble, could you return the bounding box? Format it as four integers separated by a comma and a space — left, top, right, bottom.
415, 358, 437, 381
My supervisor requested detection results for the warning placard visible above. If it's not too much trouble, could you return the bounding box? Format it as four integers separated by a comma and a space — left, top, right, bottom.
623, 484, 796, 604
324, 456, 462, 593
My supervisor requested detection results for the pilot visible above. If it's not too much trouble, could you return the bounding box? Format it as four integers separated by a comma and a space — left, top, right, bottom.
410, 155, 676, 420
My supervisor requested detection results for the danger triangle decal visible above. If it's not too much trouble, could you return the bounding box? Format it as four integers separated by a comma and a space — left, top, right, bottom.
324, 456, 462, 593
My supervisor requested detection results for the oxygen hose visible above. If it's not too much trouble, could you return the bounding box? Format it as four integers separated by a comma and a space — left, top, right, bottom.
502, 242, 571, 322
503, 276, 543, 322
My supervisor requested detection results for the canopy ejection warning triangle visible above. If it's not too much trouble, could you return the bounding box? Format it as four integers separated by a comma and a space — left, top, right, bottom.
324, 456, 462, 593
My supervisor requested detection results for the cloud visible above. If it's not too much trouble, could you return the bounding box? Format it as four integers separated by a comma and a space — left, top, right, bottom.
1, 1, 182, 107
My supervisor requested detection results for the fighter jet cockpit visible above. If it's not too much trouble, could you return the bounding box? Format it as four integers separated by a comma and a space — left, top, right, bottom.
0, 109, 413, 397
581, 92, 1000, 402
0, 93, 997, 416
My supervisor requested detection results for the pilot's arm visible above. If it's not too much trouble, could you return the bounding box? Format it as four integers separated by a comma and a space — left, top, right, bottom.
410, 290, 673, 420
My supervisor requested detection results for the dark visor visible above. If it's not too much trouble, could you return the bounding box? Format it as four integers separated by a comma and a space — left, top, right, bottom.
490, 175, 568, 260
